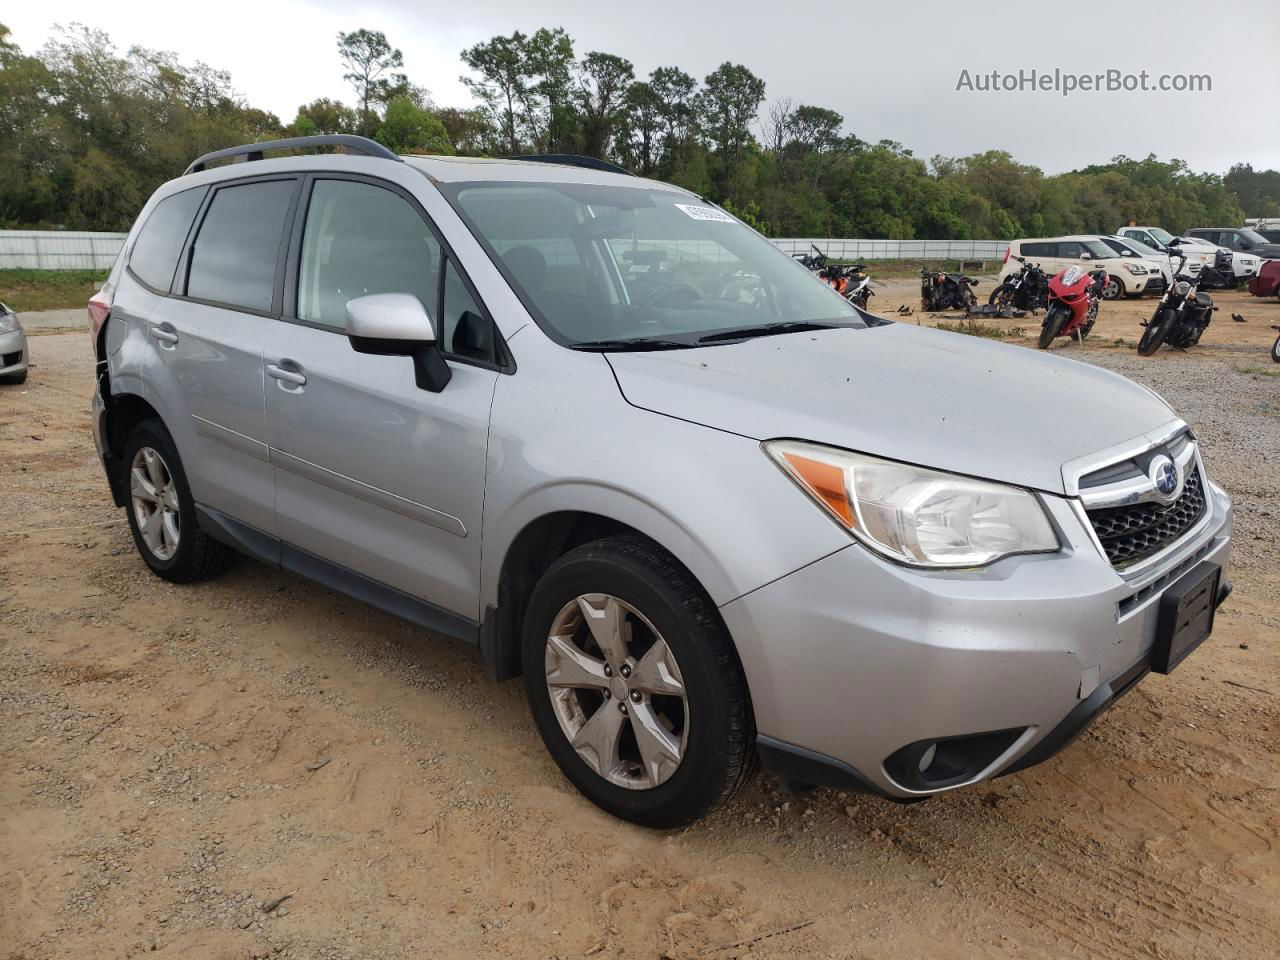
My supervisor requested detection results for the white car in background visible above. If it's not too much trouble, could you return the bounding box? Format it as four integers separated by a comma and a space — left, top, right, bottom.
1000, 236, 1163, 299
1096, 235, 1187, 290
1176, 236, 1260, 284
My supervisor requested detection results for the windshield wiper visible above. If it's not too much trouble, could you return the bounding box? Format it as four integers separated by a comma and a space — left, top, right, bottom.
571, 337, 694, 352
696, 321, 847, 344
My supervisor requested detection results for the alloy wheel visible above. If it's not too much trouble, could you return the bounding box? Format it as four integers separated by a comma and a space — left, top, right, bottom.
544, 593, 689, 790
129, 446, 180, 561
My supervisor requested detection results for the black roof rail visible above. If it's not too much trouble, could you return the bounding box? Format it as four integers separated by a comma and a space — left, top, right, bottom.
183, 134, 401, 176
509, 154, 635, 176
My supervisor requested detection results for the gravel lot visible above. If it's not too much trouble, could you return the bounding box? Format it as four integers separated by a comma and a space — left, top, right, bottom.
2, 319, 1277, 960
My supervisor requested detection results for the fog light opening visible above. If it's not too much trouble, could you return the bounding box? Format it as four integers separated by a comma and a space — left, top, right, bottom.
918, 743, 938, 775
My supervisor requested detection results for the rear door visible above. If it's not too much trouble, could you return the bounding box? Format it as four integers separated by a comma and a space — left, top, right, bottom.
160, 175, 300, 535
263, 174, 502, 622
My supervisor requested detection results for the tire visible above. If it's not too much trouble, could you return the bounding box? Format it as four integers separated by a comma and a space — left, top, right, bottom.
1038, 304, 1069, 349
522, 537, 754, 828
121, 418, 235, 583
988, 284, 1013, 308
1101, 276, 1122, 300
1271, 333, 1280, 364
0, 368, 27, 385
1137, 309, 1174, 357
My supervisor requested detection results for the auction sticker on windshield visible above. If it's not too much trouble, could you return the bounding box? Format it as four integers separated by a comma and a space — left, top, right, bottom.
675, 203, 736, 223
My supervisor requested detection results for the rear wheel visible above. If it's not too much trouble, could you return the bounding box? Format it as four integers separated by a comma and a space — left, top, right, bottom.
522, 537, 754, 827
1038, 304, 1069, 349
122, 419, 235, 582
1137, 309, 1174, 356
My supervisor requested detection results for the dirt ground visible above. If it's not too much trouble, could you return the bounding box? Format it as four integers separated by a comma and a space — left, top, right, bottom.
2, 306, 1278, 960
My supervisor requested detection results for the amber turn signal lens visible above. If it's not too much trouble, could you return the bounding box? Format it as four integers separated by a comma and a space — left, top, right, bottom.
781, 452, 855, 528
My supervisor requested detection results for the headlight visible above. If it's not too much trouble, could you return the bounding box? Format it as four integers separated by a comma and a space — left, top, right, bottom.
0, 312, 18, 334
1122, 263, 1148, 275
1173, 281, 1191, 297
765, 440, 1060, 568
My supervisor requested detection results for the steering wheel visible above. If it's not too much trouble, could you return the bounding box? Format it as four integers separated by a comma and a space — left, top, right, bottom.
637, 281, 702, 312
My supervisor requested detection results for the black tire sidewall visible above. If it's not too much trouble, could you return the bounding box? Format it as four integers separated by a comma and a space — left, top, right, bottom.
1138, 310, 1173, 356
1038, 304, 1067, 348
521, 542, 745, 827
121, 419, 204, 581
1272, 334, 1280, 364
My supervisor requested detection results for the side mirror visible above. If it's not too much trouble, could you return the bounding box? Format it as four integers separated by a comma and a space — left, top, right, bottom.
346, 293, 451, 393
1079, 252, 1092, 260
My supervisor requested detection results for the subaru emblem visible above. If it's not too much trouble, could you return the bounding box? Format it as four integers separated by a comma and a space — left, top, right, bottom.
1148, 455, 1180, 501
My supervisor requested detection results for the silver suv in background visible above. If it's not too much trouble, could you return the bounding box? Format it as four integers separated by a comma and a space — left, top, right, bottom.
90, 136, 1233, 826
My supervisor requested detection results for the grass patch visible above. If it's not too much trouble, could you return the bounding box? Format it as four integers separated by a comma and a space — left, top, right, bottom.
1237, 366, 1280, 377
0, 269, 107, 312
932, 319, 1025, 339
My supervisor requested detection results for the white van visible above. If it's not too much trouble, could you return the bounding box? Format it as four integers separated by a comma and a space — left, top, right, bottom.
1001, 236, 1165, 299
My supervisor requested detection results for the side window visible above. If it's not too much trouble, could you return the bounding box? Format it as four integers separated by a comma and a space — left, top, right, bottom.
187, 180, 296, 313
1058, 241, 1082, 258
297, 179, 441, 330
129, 187, 207, 292
440, 257, 494, 363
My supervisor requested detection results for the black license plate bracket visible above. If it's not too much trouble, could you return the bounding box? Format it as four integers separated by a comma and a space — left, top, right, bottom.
1151, 561, 1221, 675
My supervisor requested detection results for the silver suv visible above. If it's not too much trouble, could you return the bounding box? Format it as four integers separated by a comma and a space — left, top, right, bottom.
90, 136, 1233, 827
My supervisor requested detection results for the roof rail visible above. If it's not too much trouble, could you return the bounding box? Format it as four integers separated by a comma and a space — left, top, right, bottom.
510, 154, 634, 176
183, 135, 401, 176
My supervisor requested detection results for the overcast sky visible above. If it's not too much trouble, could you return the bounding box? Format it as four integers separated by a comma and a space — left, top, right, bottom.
8, 0, 1278, 174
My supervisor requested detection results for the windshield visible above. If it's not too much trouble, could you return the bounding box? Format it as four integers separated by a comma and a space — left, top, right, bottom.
444, 181, 864, 348
1148, 227, 1175, 245
1103, 236, 1162, 258
1239, 229, 1270, 246
1080, 239, 1115, 259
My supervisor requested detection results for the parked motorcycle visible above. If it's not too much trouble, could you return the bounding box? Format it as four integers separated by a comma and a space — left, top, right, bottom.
1038, 265, 1106, 349
842, 264, 873, 309
1137, 241, 1215, 356
988, 255, 1049, 313
921, 267, 979, 311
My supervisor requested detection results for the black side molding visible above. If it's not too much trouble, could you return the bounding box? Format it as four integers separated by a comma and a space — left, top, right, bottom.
193, 504, 478, 647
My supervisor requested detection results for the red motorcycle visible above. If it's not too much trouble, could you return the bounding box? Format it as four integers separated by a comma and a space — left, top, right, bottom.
1038, 265, 1106, 349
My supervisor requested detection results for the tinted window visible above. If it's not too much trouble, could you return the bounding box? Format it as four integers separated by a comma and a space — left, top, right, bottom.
298, 179, 440, 330
129, 187, 206, 292
1021, 242, 1055, 257
187, 179, 296, 312
441, 257, 493, 362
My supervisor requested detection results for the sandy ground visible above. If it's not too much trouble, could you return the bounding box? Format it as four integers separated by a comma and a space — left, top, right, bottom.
2, 315, 1278, 960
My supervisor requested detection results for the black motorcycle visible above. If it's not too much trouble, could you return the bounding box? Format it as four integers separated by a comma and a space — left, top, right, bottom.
988, 255, 1049, 313
1137, 241, 1215, 356
921, 266, 979, 311
1196, 246, 1236, 290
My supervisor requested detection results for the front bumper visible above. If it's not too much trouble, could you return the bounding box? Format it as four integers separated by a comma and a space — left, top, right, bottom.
722, 478, 1233, 799
0, 326, 27, 376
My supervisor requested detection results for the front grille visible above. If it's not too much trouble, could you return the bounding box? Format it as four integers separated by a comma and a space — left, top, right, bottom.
1086, 468, 1206, 568
1, 350, 22, 368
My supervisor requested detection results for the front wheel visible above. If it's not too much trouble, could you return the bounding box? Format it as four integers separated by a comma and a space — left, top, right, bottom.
522, 537, 754, 828
1271, 333, 1280, 364
1138, 309, 1174, 356
1101, 275, 1122, 300
1038, 304, 1069, 348
988, 284, 1014, 308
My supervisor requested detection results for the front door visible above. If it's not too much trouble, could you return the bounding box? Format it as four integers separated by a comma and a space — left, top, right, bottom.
264, 176, 501, 622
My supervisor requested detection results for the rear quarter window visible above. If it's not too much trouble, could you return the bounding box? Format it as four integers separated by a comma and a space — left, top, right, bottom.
128, 187, 207, 292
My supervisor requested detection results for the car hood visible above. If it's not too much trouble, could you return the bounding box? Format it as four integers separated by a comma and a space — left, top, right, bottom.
606, 324, 1178, 494
1249, 245, 1280, 260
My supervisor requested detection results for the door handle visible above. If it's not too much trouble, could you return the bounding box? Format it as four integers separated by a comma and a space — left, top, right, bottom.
150, 324, 179, 347
266, 362, 307, 387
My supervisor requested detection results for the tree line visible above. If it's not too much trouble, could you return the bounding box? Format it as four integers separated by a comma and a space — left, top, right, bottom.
2, 21, 1277, 238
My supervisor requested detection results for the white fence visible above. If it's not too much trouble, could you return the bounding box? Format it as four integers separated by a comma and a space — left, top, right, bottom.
0, 230, 1007, 271
0, 231, 128, 270
771, 238, 1009, 261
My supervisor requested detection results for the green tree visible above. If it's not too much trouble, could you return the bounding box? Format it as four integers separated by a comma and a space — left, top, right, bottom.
337, 29, 405, 137
375, 96, 453, 154
575, 52, 633, 159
